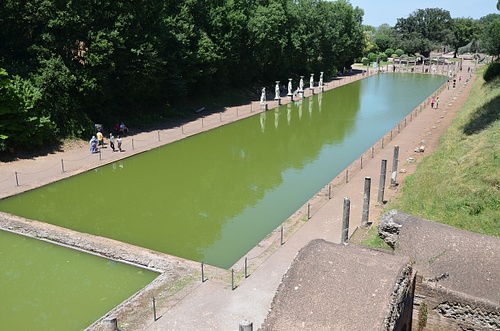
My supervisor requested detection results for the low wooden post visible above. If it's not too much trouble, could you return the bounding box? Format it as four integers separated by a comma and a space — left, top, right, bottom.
153, 297, 157, 321
201, 262, 206, 282
61, 159, 65, 173
15, 171, 19, 187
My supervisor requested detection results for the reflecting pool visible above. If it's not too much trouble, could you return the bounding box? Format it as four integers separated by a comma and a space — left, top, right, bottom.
0, 230, 158, 330
0, 74, 446, 268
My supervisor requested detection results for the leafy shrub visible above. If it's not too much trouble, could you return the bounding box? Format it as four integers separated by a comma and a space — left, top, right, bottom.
483, 62, 500, 82
394, 49, 405, 57
384, 48, 394, 58
378, 52, 388, 62
367, 52, 378, 63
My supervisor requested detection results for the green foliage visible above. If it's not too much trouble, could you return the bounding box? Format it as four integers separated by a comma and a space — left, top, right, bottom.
367, 52, 378, 63
384, 48, 395, 58
378, 52, 388, 62
360, 226, 392, 250
483, 62, 500, 82
482, 18, 500, 57
0, 0, 367, 151
394, 8, 453, 57
394, 49, 405, 57
0, 69, 58, 151
451, 18, 481, 58
417, 302, 428, 331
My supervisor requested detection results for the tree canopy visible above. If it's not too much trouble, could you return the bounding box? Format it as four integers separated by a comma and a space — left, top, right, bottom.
1, 1, 499, 153
0, 0, 365, 151
394, 8, 453, 57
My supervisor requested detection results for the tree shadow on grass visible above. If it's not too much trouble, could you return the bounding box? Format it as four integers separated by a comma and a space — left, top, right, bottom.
463, 94, 500, 135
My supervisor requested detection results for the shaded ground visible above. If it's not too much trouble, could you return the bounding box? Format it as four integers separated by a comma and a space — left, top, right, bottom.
0, 61, 478, 330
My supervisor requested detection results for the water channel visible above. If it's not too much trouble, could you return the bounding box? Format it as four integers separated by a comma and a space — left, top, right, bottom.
0, 230, 158, 330
0, 73, 446, 270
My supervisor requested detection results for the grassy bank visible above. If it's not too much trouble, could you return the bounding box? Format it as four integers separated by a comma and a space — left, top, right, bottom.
364, 68, 500, 246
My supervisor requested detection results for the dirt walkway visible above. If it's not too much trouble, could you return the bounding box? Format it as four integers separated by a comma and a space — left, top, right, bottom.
0, 62, 477, 330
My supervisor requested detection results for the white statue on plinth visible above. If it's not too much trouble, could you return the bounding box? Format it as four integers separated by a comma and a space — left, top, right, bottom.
287, 79, 293, 96
319, 72, 324, 90
299, 76, 304, 92
310, 74, 314, 89
275, 81, 280, 100
260, 87, 266, 105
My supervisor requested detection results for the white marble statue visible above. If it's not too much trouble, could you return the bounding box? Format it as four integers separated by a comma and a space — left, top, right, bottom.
260, 87, 266, 105
299, 76, 304, 92
310, 74, 314, 89
275, 81, 280, 100
287, 79, 292, 96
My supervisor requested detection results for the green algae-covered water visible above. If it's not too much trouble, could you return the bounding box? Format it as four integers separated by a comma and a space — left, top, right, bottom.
0, 74, 446, 268
0, 230, 158, 330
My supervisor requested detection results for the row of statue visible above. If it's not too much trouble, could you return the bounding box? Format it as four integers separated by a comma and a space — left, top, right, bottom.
260, 72, 324, 105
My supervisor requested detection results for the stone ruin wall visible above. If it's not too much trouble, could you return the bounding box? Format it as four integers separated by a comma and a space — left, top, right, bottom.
412, 275, 500, 330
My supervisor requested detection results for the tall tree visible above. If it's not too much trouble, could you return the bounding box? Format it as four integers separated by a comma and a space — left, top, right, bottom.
247, 0, 290, 82
483, 18, 500, 58
394, 8, 453, 57
451, 18, 481, 58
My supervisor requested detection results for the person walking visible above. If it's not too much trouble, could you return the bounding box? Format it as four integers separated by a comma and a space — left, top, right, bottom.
96, 130, 104, 147
431, 97, 435, 109
117, 135, 122, 152
435, 97, 440, 109
109, 133, 115, 152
